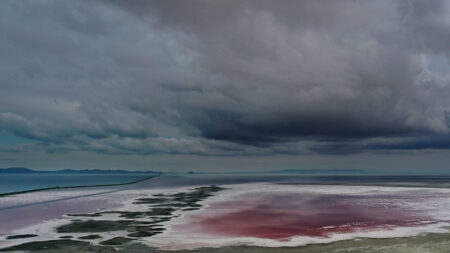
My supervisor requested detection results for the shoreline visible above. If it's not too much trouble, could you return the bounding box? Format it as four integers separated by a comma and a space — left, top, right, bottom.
1, 227, 449, 252
161, 231, 450, 253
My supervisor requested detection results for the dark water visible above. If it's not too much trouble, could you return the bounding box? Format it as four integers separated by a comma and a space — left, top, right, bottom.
0, 173, 154, 195
131, 173, 450, 190
1, 172, 449, 196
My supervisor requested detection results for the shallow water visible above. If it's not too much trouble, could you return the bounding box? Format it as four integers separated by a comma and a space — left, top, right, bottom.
0, 173, 153, 195
182, 192, 438, 239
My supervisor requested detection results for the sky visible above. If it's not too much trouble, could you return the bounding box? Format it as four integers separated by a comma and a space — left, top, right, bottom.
1, 0, 450, 173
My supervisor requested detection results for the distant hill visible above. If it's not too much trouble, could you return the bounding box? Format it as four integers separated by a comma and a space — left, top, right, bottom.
0, 167, 162, 174
273, 169, 367, 174
56, 169, 162, 174
0, 167, 35, 173
185, 168, 370, 175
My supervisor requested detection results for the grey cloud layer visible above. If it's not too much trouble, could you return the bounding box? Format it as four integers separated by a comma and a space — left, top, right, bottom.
1, 0, 450, 155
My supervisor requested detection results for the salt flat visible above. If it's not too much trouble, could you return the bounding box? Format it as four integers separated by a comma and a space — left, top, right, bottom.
1, 176, 449, 252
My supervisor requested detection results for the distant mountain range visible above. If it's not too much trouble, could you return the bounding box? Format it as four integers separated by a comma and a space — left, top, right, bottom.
0, 167, 162, 174
270, 169, 368, 174
0, 167, 34, 173
186, 168, 370, 175
1, 167, 369, 175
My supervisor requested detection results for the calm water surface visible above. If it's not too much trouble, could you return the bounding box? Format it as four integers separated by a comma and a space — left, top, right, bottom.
0, 173, 154, 195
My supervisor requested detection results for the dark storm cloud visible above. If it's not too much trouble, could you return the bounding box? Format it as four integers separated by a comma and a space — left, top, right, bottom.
368, 135, 450, 150
0, 0, 450, 155
190, 110, 414, 145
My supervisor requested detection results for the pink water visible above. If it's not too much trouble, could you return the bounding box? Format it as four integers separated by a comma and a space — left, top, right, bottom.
178, 192, 442, 240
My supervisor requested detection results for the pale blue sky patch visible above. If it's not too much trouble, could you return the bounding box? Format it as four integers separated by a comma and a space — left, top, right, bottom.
0, 134, 32, 146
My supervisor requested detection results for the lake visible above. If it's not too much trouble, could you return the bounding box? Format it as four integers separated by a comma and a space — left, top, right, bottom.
0, 173, 155, 195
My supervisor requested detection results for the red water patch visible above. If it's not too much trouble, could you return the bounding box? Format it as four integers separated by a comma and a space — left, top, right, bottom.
177, 192, 436, 240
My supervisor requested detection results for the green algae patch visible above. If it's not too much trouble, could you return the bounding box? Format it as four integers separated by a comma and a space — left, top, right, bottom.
78, 234, 102, 240
127, 225, 165, 238
68, 213, 103, 217
167, 185, 224, 208
2, 232, 450, 252
182, 207, 201, 211
0, 239, 117, 253
151, 217, 171, 223
48, 186, 225, 241
98, 207, 175, 219
97, 211, 144, 219
134, 197, 172, 205
94, 185, 224, 221
6, 234, 38, 240
57, 220, 131, 233
127, 231, 160, 238
139, 185, 225, 212
147, 207, 176, 216
99, 237, 133, 246
0, 239, 89, 252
